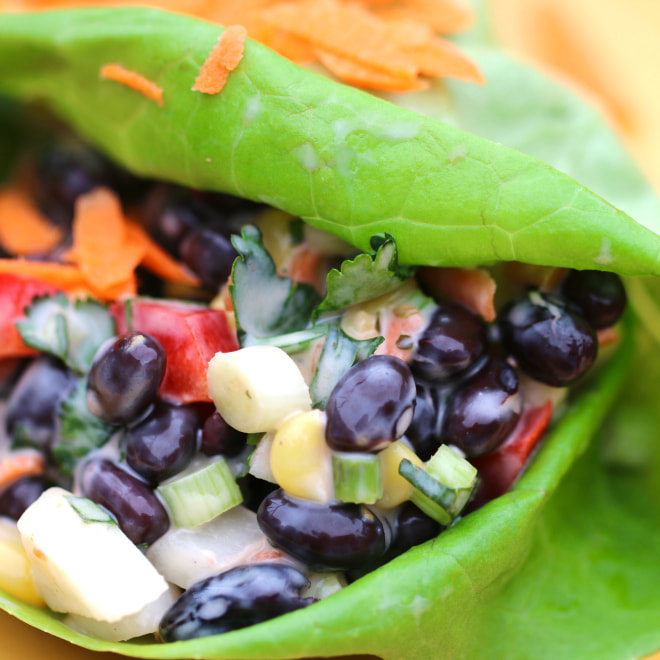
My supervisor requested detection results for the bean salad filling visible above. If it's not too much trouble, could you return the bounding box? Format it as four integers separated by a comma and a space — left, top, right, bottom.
0, 140, 627, 642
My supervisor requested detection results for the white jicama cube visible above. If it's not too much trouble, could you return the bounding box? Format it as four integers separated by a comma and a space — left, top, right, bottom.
146, 505, 290, 589
65, 584, 181, 642
17, 487, 168, 622
207, 345, 311, 433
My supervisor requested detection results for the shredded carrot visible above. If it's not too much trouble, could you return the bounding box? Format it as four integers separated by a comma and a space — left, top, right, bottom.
375, 304, 425, 362
0, 187, 63, 256
0, 259, 89, 291
0, 185, 200, 301
0, 452, 44, 491
316, 50, 430, 92
125, 221, 201, 286
258, 0, 482, 89
246, 539, 291, 563
262, 0, 419, 80
254, 24, 316, 63
100, 63, 164, 106
397, 34, 485, 83
220, 279, 234, 312
193, 25, 248, 95
279, 243, 326, 291
67, 188, 145, 299
418, 266, 497, 321
12, 0, 482, 91
361, 0, 475, 34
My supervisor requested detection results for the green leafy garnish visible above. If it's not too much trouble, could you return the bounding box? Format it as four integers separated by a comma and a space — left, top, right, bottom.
309, 324, 382, 408
316, 234, 414, 314
16, 294, 116, 374
230, 225, 321, 339
52, 379, 116, 477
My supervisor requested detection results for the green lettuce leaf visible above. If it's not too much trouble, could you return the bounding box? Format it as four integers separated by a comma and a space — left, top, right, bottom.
1, 8, 660, 276
317, 234, 415, 314
469, 313, 660, 660
2, 5, 660, 660
384, 47, 660, 237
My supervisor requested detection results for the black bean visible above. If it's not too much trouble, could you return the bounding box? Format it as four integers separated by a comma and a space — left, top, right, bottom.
257, 489, 387, 570
159, 563, 314, 641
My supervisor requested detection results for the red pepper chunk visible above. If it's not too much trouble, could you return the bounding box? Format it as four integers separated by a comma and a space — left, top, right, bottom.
112, 299, 239, 403
0, 273, 60, 359
470, 400, 553, 507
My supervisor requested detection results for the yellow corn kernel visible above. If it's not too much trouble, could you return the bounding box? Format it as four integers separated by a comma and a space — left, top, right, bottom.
0, 533, 45, 606
341, 279, 420, 341
376, 441, 424, 509
270, 410, 333, 504
341, 307, 379, 340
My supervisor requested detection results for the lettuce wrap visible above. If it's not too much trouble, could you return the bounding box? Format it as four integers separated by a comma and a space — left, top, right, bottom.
1, 3, 660, 659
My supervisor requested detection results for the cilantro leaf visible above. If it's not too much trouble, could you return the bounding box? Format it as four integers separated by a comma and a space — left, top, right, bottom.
230, 225, 321, 339
316, 234, 415, 315
52, 379, 117, 477
16, 294, 116, 374
310, 324, 383, 408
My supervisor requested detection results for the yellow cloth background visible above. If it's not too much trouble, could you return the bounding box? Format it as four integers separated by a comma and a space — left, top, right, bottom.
2, 0, 660, 658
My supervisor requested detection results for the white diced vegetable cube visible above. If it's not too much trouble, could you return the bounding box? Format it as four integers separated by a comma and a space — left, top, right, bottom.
17, 487, 168, 622
207, 345, 311, 433
65, 583, 181, 642
147, 506, 288, 588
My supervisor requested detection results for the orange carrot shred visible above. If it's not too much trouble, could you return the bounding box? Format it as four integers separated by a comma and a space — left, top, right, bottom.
316, 49, 430, 92
364, 0, 475, 34
0, 187, 64, 256
400, 34, 485, 84
0, 452, 44, 491
193, 25, 248, 95
418, 266, 497, 321
255, 24, 316, 63
375, 305, 425, 362
100, 63, 164, 106
125, 221, 201, 286
14, 0, 483, 91
0, 259, 89, 291
261, 0, 419, 80
70, 188, 146, 297
279, 243, 326, 290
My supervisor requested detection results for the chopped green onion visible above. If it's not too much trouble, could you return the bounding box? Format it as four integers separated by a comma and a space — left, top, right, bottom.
157, 459, 243, 528
332, 452, 383, 504
398, 447, 478, 525
65, 495, 116, 525
399, 460, 452, 525
425, 445, 478, 517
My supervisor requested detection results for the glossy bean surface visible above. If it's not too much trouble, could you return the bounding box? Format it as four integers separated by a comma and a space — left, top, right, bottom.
257, 489, 388, 570
79, 458, 169, 546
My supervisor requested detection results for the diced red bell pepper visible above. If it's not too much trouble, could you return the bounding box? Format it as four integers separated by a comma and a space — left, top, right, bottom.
470, 400, 553, 507
112, 298, 239, 403
0, 273, 60, 359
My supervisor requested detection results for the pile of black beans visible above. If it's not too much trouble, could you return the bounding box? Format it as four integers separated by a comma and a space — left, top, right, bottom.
0, 141, 628, 641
